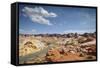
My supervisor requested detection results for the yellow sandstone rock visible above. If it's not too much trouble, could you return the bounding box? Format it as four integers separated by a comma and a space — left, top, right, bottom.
19, 37, 45, 56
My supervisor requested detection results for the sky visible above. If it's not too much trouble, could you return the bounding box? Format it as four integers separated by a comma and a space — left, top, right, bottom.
19, 4, 96, 34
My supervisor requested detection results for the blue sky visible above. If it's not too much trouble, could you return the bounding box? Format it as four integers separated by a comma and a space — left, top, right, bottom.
19, 4, 96, 34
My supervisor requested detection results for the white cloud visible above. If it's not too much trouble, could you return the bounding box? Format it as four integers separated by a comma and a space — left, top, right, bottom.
32, 29, 36, 32
22, 6, 57, 25
19, 29, 25, 32
64, 29, 95, 34
19, 29, 37, 34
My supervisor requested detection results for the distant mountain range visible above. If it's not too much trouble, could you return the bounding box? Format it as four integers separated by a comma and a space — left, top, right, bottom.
19, 32, 96, 38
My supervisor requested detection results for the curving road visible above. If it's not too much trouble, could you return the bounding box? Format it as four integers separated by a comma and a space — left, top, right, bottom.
19, 44, 53, 63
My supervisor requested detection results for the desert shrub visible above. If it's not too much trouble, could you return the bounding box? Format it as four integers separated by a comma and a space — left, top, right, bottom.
34, 58, 44, 63
86, 37, 94, 42
79, 53, 84, 57
65, 39, 78, 46
86, 56, 93, 59
78, 37, 87, 43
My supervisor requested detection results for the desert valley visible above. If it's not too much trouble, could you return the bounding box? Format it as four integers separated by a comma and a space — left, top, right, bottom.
19, 32, 96, 64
